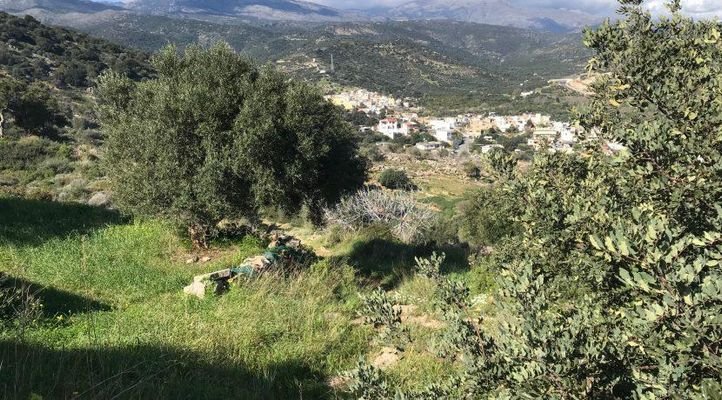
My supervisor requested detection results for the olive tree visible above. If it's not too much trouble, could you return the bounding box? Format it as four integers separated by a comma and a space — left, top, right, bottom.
97, 44, 366, 247
348, 1, 722, 398
0, 77, 59, 137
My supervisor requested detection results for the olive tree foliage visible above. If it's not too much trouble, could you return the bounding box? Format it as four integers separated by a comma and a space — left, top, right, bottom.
0, 76, 13, 137
347, 1, 722, 398
0, 77, 60, 137
97, 44, 366, 246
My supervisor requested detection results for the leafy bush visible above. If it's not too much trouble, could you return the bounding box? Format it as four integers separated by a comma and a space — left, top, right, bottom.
378, 168, 414, 190
0, 136, 57, 170
324, 189, 436, 244
359, 288, 407, 342
462, 162, 481, 179
98, 44, 366, 247
457, 185, 518, 248
360, 144, 385, 162
348, 2, 722, 398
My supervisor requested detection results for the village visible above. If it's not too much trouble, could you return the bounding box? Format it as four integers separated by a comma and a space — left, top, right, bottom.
325, 87, 593, 156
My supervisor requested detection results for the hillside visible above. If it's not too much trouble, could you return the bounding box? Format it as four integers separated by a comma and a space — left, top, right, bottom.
0, 12, 149, 85
0, 0, 592, 111
0, 12, 150, 201
0, 0, 119, 13
68, 15, 591, 106
0, 0, 601, 31
123, 0, 359, 22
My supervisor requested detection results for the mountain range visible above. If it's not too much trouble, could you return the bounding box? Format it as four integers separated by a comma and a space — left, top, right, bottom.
0, 0, 593, 116
0, 0, 601, 31
385, 0, 598, 32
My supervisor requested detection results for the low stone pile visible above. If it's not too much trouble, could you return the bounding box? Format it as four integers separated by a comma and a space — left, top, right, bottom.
183, 233, 313, 299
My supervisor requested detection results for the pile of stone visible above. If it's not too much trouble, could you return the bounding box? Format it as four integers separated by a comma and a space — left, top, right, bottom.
183, 234, 309, 299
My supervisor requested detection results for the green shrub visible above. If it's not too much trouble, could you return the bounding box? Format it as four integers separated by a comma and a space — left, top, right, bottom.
457, 186, 518, 248
462, 162, 481, 179
98, 44, 366, 247
24, 186, 53, 201
38, 157, 73, 176
360, 144, 385, 162
349, 2, 722, 398
406, 147, 424, 160
0, 136, 57, 170
378, 169, 414, 190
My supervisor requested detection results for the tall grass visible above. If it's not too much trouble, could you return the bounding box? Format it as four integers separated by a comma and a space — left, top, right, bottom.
0, 197, 370, 399
0, 195, 484, 399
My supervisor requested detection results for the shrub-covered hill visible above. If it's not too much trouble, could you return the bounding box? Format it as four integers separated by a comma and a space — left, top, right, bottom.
0, 12, 150, 86
14, 8, 589, 110
81, 16, 589, 99
0, 12, 151, 202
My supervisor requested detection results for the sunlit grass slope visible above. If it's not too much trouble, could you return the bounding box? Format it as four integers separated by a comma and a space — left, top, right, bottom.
0, 197, 370, 399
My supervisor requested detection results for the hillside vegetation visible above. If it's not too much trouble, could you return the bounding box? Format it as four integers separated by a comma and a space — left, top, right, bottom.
0, 12, 150, 201
3, 1, 721, 399
32, 12, 590, 113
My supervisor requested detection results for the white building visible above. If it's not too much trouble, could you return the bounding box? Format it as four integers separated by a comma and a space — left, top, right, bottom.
528, 128, 559, 150
481, 144, 504, 154
377, 118, 409, 138
429, 119, 456, 143
416, 141, 443, 151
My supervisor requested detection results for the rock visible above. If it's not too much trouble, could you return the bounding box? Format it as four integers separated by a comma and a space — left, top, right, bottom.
87, 192, 111, 207
327, 375, 351, 390
185, 256, 199, 264
192, 268, 232, 282
372, 346, 402, 369
245, 255, 270, 271
183, 281, 206, 299
395, 304, 444, 329
407, 314, 445, 329
200, 256, 212, 263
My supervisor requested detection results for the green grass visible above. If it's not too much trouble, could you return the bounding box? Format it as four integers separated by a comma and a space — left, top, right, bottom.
0, 197, 371, 399
0, 195, 490, 399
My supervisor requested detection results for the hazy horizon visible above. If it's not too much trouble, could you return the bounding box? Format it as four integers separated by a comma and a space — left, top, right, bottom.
91, 0, 722, 18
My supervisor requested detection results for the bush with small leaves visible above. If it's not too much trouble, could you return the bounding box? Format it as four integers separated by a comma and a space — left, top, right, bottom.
348, 1, 722, 398
98, 44, 366, 247
359, 287, 408, 343
462, 162, 481, 179
457, 185, 519, 248
378, 168, 414, 190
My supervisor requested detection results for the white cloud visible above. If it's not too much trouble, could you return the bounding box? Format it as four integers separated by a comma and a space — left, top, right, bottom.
311, 0, 401, 9
648, 0, 722, 18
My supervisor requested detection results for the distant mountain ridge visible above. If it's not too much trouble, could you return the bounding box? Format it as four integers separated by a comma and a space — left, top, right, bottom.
0, 0, 120, 13
122, 0, 353, 21
385, 0, 598, 32
0, 0, 600, 31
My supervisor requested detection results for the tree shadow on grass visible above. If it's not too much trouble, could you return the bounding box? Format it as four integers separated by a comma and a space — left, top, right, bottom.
0, 197, 127, 247
339, 237, 470, 288
0, 341, 333, 400
0, 275, 111, 316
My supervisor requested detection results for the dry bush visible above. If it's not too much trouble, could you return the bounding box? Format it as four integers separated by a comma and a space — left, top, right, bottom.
324, 189, 436, 243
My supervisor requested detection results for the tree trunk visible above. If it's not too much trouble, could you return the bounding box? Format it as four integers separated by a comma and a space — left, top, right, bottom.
188, 223, 210, 249
0, 110, 5, 138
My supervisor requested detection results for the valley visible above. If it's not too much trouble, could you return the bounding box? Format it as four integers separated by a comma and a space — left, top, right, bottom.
4, 0, 717, 398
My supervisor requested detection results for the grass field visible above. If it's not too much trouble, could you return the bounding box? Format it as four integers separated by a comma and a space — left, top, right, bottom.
0, 197, 374, 399
0, 196, 486, 399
